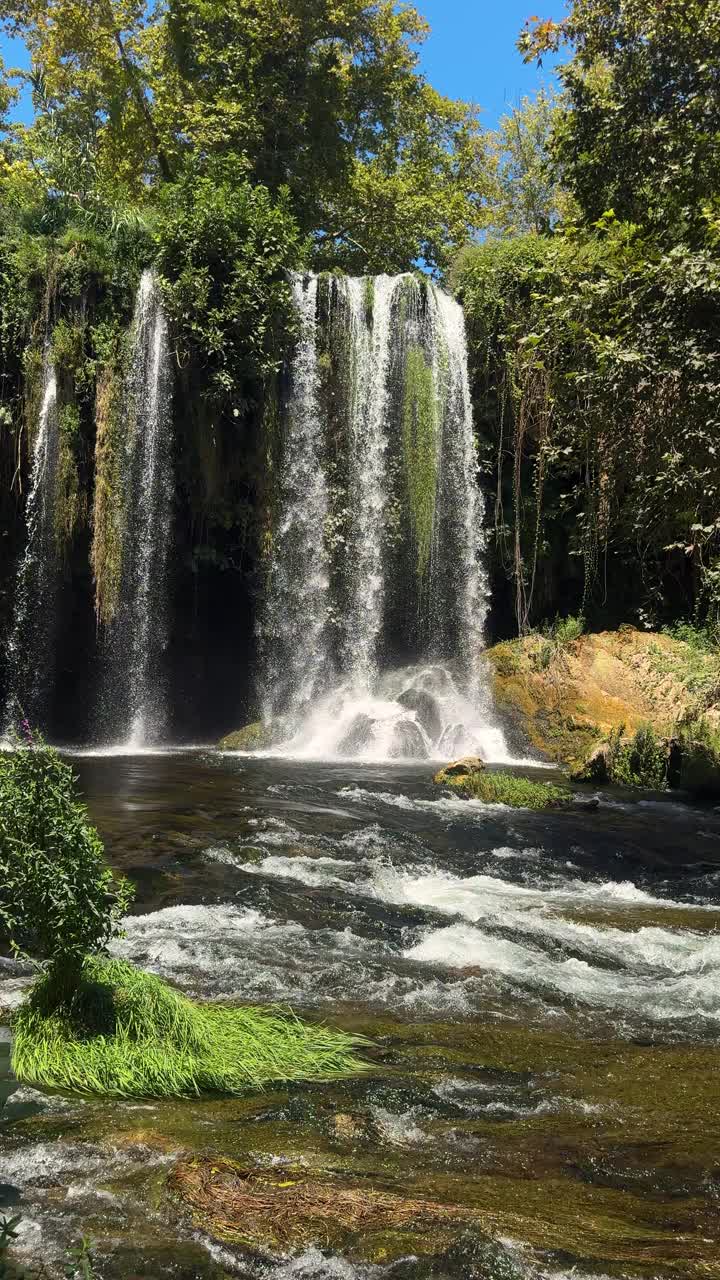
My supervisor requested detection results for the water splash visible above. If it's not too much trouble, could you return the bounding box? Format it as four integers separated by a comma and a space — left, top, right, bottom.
3, 358, 60, 735
96, 270, 173, 748
259, 273, 508, 762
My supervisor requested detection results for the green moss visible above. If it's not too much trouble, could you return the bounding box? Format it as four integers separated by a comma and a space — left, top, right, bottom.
443, 769, 571, 809
219, 721, 271, 751
12, 957, 367, 1099
402, 344, 437, 581
90, 365, 125, 625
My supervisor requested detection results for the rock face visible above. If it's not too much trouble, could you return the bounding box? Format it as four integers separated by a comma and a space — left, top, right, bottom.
218, 721, 271, 751
433, 756, 485, 786
487, 627, 720, 769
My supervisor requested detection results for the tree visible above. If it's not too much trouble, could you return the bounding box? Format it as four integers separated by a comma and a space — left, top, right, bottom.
484, 90, 575, 238
519, 0, 720, 247
2, 0, 491, 272
0, 733, 133, 987
2, 0, 167, 207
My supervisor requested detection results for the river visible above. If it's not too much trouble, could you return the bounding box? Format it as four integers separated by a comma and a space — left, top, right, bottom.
2, 752, 720, 1278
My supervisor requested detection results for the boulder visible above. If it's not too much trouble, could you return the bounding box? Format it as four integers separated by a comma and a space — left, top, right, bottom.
218, 721, 271, 751
396, 688, 442, 744
388, 719, 428, 759
337, 714, 374, 757
433, 756, 485, 786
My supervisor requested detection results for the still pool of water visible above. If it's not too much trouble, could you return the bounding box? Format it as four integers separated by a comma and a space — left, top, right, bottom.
2, 753, 720, 1278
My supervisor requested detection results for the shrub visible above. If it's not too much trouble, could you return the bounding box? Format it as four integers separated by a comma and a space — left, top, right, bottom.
663, 621, 720, 655
0, 735, 133, 986
675, 713, 720, 798
549, 614, 586, 646
607, 724, 669, 789
577, 724, 670, 789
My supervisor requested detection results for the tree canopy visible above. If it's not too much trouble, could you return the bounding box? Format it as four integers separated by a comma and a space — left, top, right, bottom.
519, 0, 720, 247
0, 0, 490, 273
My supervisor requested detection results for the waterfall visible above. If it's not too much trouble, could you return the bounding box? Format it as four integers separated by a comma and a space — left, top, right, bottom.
96, 270, 173, 748
342, 275, 396, 689
259, 273, 510, 762
261, 275, 332, 726
2, 359, 60, 735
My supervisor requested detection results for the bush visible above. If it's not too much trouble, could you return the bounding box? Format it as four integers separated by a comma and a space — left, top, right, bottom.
675, 713, 720, 798
12, 957, 366, 1098
0, 735, 133, 983
576, 724, 670, 789
548, 614, 586, 646
606, 725, 669, 789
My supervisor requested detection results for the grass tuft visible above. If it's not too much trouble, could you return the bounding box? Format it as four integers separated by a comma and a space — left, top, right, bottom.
12, 958, 367, 1099
445, 770, 570, 809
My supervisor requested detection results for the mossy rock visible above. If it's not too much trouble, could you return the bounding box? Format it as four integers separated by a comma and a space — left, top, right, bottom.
218, 721, 271, 751
434, 766, 575, 811
168, 1156, 483, 1261
433, 756, 485, 786
486, 627, 720, 769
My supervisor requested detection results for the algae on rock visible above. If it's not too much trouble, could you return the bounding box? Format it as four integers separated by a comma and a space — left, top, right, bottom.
218, 721, 272, 751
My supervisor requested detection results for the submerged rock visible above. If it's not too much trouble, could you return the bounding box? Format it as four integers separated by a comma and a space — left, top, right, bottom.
433, 756, 485, 786
218, 721, 271, 751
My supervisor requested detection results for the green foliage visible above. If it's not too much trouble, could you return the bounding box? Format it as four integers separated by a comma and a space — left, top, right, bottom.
663, 621, 720, 656
548, 614, 585, 646
2, 0, 490, 276
605, 724, 669, 789
402, 344, 437, 580
455, 230, 720, 633
485, 90, 576, 237
63, 1237, 95, 1280
155, 163, 305, 402
13, 956, 366, 1098
674, 712, 720, 799
520, 0, 720, 250
446, 769, 570, 809
0, 1217, 22, 1280
0, 738, 133, 976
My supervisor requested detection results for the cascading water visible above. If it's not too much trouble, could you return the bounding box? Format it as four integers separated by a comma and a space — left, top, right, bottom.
2, 358, 60, 735
260, 273, 510, 762
96, 270, 173, 748
261, 275, 331, 726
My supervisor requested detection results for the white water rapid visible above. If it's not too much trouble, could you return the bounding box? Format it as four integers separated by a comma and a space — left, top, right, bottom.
259, 273, 510, 762
96, 270, 173, 748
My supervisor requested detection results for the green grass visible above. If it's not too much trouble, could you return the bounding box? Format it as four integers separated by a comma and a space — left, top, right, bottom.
446, 771, 570, 809
12, 958, 367, 1099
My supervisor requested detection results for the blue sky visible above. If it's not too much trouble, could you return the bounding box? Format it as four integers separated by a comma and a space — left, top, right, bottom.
417, 0, 565, 127
0, 1, 566, 130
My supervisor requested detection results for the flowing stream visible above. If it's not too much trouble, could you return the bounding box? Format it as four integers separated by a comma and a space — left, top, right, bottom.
2, 753, 719, 1279
260, 274, 506, 763
2, 358, 60, 735
96, 270, 174, 749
